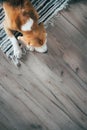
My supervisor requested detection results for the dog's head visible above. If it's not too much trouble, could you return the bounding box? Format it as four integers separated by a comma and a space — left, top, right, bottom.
18, 23, 48, 53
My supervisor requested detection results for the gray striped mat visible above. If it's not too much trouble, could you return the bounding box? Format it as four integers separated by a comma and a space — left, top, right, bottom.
0, 0, 70, 65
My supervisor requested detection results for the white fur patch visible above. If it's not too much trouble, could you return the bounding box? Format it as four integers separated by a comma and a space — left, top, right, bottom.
21, 18, 34, 31
26, 39, 47, 53
10, 36, 22, 59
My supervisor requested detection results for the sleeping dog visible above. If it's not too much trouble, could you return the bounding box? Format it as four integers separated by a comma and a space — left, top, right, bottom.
0, 0, 47, 59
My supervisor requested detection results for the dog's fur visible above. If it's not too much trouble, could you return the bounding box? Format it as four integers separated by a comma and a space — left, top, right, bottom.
1, 0, 47, 58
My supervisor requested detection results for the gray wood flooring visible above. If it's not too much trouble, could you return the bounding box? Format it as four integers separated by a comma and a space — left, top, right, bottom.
0, 1, 87, 130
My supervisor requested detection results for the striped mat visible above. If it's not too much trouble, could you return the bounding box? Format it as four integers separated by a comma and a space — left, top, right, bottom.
0, 0, 70, 66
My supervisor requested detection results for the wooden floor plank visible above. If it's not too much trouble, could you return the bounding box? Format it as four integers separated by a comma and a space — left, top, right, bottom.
47, 11, 87, 83
61, 0, 87, 38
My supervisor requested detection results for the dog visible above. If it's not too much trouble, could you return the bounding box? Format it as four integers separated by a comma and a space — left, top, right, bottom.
0, 0, 47, 59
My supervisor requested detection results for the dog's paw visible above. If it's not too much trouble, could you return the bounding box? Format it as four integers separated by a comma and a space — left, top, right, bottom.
26, 45, 35, 51
14, 48, 22, 59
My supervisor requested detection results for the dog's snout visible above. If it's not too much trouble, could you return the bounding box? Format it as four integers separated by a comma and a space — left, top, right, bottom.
34, 38, 48, 53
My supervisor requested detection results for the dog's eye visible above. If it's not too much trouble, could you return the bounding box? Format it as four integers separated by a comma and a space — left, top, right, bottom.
39, 40, 43, 45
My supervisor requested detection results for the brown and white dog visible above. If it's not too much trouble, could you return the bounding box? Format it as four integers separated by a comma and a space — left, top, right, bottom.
1, 0, 47, 58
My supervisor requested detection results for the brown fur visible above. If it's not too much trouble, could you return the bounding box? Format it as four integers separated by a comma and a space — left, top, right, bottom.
3, 0, 47, 47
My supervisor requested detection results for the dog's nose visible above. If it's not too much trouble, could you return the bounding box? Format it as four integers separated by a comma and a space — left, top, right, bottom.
43, 49, 48, 53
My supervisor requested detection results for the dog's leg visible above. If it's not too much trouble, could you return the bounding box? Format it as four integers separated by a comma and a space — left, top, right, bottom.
4, 26, 22, 59
10, 36, 22, 59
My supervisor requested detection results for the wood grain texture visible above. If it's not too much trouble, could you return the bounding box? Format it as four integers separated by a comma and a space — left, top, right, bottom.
0, 1, 87, 130
48, 1, 87, 83
61, 0, 87, 38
